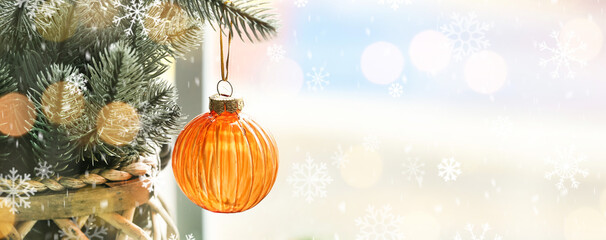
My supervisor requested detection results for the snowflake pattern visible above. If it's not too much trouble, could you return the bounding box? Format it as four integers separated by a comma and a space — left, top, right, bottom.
59, 215, 108, 240
538, 31, 587, 79
377, 0, 412, 10
438, 157, 461, 182
454, 223, 502, 240
441, 13, 492, 61
34, 161, 55, 179
388, 82, 403, 98
112, 0, 160, 36
267, 44, 286, 62
306, 67, 330, 92
545, 145, 588, 195
355, 205, 404, 240
169, 233, 196, 240
287, 154, 333, 203
363, 135, 380, 152
139, 169, 159, 193
0, 168, 37, 214
294, 0, 308, 8
66, 73, 88, 93
402, 157, 424, 187
331, 144, 351, 168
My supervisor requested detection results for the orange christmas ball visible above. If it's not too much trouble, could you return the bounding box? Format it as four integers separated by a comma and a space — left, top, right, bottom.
172, 95, 279, 213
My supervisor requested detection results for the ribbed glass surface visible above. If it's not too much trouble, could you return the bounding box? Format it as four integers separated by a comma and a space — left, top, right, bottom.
172, 111, 279, 213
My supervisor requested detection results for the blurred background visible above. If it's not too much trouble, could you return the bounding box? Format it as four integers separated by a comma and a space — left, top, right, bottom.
163, 0, 606, 239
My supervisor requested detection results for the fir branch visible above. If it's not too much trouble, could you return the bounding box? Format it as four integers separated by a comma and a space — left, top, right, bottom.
176, 0, 278, 41
0, 0, 40, 52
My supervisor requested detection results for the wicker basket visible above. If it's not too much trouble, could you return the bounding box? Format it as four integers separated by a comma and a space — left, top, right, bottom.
0, 153, 178, 240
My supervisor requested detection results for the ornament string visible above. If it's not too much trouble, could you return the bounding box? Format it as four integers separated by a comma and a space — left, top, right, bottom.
217, 22, 233, 97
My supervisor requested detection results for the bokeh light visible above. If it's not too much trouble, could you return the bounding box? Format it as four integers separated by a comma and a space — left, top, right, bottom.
361, 41, 405, 85
34, 0, 78, 42
0, 92, 36, 137
464, 50, 507, 94
0, 205, 14, 239
560, 18, 603, 62
144, 2, 194, 45
41, 81, 85, 125
96, 101, 140, 146
340, 145, 382, 188
409, 30, 452, 74
256, 58, 304, 96
75, 0, 118, 29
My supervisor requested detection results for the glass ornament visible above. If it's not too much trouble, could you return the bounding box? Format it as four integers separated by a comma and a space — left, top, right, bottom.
172, 94, 279, 213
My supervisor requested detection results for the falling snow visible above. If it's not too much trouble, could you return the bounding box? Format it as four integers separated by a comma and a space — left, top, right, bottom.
438, 157, 461, 182
545, 145, 588, 195
538, 31, 587, 79
59, 216, 108, 240
363, 135, 380, 152
112, 0, 160, 36
402, 157, 424, 187
294, 0, 308, 8
287, 154, 333, 203
441, 12, 492, 61
267, 44, 286, 62
388, 82, 403, 98
377, 0, 412, 10
306, 67, 330, 92
0, 168, 37, 214
34, 161, 55, 179
454, 223, 502, 240
355, 205, 404, 240
331, 144, 350, 168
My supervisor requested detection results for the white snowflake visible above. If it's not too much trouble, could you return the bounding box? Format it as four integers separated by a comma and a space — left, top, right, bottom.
306, 67, 330, 92
169, 233, 196, 240
34, 161, 55, 179
267, 44, 285, 62
59, 215, 108, 240
363, 135, 380, 152
355, 205, 404, 240
139, 169, 159, 193
491, 116, 512, 138
545, 145, 588, 195
0, 168, 36, 214
538, 31, 587, 79
388, 82, 403, 98
331, 144, 350, 168
454, 223, 502, 240
65, 73, 88, 93
377, 0, 412, 10
112, 0, 160, 36
294, 0, 308, 7
402, 157, 424, 187
440, 13, 492, 61
438, 157, 461, 182
287, 154, 333, 203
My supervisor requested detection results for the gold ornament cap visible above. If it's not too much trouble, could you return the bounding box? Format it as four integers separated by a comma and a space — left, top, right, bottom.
209, 94, 244, 115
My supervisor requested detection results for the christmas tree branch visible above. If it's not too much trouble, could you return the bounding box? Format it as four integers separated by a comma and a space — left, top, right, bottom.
177, 0, 278, 41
